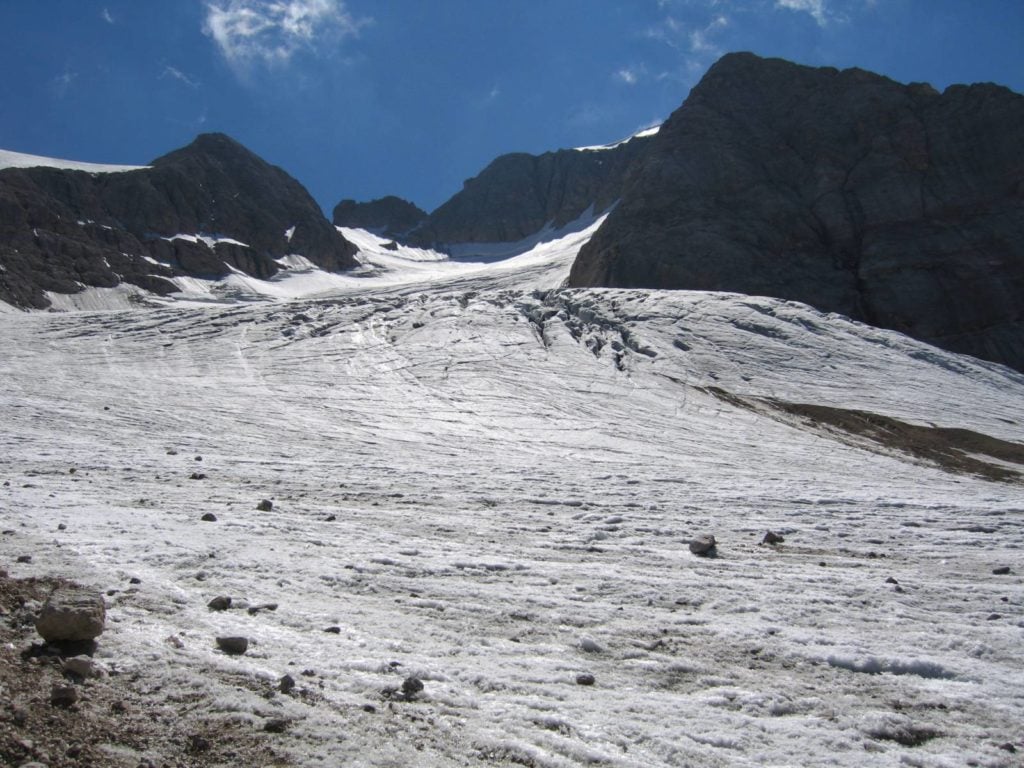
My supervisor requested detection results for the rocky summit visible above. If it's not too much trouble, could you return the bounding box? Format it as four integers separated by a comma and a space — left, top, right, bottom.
568, 53, 1024, 373
0, 133, 358, 309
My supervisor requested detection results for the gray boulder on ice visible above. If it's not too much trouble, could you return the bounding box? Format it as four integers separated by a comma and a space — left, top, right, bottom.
35, 586, 106, 643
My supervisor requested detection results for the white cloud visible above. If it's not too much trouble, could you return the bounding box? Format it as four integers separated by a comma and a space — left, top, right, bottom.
101, 7, 115, 24
775, 0, 829, 27
162, 66, 201, 88
615, 67, 640, 85
203, 0, 368, 68
689, 14, 728, 54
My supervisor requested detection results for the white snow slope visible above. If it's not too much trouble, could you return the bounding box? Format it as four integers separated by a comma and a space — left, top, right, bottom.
0, 148, 148, 174
2, 224, 1023, 767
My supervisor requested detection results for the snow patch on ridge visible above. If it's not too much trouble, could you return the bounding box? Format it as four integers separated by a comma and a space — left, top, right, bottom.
162, 233, 250, 249
574, 124, 660, 152
0, 148, 148, 174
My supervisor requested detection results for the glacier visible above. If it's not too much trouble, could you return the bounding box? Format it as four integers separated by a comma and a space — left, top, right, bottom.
1, 219, 1022, 766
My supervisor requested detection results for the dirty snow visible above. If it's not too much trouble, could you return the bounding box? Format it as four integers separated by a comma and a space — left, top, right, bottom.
1, 222, 1023, 767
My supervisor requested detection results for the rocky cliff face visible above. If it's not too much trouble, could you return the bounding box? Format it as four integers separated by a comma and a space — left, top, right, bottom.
334, 132, 653, 251
0, 133, 358, 308
568, 53, 1024, 372
332, 195, 427, 238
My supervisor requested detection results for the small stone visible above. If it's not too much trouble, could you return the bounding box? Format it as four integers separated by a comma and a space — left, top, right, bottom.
279, 674, 296, 693
257, 499, 273, 512
69, 467, 76, 474
325, 514, 337, 522
111, 700, 127, 713
51, 683, 78, 707
885, 577, 899, 584
189, 472, 207, 480
575, 673, 596, 686
200, 513, 217, 522
194, 455, 203, 462
207, 596, 232, 611
16, 554, 32, 563
578, 636, 604, 653
216, 636, 249, 655
401, 676, 424, 700
263, 718, 288, 733
129, 577, 141, 585
324, 626, 342, 634
362, 704, 377, 713
11, 706, 28, 726
992, 566, 1012, 575
36, 587, 106, 643
689, 534, 717, 556
66, 743, 83, 758
986, 613, 1001, 620
62, 655, 106, 678
247, 603, 278, 615
998, 742, 1017, 753
761, 531, 784, 545
166, 449, 178, 455
57, 523, 67, 531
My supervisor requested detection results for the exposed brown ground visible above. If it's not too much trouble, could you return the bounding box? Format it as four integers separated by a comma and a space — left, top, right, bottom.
0, 572, 290, 768
703, 386, 1024, 483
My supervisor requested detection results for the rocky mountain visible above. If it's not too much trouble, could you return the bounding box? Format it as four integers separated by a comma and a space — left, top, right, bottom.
0, 133, 358, 308
333, 195, 427, 239
568, 53, 1024, 373
334, 130, 654, 251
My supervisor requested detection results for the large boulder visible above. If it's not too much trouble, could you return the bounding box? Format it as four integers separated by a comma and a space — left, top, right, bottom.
569, 53, 1024, 373
35, 586, 106, 643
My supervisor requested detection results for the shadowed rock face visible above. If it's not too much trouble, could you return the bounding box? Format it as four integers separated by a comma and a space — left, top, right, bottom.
333, 133, 654, 251
333, 195, 427, 238
0, 133, 358, 308
569, 53, 1024, 372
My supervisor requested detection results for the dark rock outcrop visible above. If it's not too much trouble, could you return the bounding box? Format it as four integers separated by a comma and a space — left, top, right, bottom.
569, 53, 1024, 372
335, 131, 654, 252
332, 195, 427, 238
0, 133, 358, 308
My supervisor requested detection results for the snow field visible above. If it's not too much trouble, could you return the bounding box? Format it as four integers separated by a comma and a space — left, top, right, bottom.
1, 230, 1023, 766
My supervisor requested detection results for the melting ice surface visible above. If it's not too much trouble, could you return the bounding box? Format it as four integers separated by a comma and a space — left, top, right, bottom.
2, 215, 1024, 767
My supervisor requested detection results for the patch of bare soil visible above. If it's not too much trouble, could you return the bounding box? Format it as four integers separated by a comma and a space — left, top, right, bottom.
702, 386, 1024, 483
0, 572, 291, 768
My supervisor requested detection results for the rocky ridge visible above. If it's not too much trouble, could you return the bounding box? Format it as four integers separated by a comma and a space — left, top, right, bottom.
568, 53, 1024, 372
334, 131, 654, 252
0, 133, 358, 309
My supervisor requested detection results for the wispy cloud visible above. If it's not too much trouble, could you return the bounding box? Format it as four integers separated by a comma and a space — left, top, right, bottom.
203, 0, 369, 69
52, 70, 78, 98
775, 0, 830, 27
162, 65, 201, 88
101, 7, 115, 24
688, 14, 729, 55
615, 66, 643, 86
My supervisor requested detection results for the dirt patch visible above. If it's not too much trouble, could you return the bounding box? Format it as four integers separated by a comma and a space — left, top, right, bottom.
702, 386, 1024, 483
0, 571, 291, 768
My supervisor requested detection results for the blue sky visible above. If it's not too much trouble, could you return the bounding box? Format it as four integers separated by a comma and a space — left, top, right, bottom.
1, 1, 1021, 214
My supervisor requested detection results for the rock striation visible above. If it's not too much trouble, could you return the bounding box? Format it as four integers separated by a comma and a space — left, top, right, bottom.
0, 133, 358, 308
569, 53, 1024, 372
